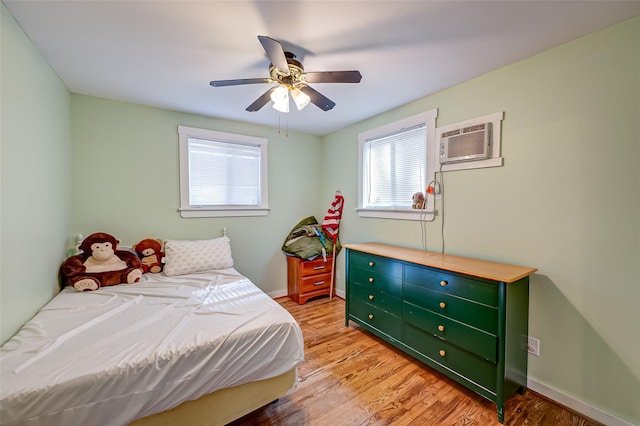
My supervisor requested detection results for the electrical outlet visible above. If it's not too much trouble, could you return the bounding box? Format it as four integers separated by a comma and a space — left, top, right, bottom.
527, 336, 540, 356
335, 270, 341, 280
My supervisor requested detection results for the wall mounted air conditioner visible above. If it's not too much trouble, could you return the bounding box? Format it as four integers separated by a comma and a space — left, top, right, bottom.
439, 122, 491, 164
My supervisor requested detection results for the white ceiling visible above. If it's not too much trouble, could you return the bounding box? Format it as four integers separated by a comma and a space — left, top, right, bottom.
4, 1, 639, 136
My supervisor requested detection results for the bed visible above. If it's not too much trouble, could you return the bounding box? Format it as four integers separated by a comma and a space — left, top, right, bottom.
0, 237, 304, 426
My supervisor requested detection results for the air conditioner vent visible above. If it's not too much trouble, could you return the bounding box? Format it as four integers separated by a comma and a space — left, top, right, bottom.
463, 124, 488, 133
439, 122, 492, 164
441, 129, 461, 138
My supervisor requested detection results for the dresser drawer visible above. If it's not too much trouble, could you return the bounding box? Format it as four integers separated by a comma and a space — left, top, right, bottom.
404, 282, 498, 333
300, 272, 331, 293
350, 251, 402, 278
350, 299, 402, 339
404, 264, 498, 307
300, 257, 332, 275
350, 281, 403, 315
404, 302, 497, 363
350, 263, 402, 298
404, 323, 497, 392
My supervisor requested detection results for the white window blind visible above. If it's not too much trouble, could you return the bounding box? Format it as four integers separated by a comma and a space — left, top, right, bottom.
363, 124, 427, 208
178, 125, 268, 218
188, 138, 260, 207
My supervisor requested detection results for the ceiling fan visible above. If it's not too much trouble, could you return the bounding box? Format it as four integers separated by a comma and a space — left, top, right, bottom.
209, 36, 362, 113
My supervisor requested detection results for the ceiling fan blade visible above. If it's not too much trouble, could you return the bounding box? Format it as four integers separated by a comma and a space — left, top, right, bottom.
210, 78, 271, 87
299, 85, 336, 111
258, 35, 290, 76
304, 71, 362, 84
246, 87, 276, 112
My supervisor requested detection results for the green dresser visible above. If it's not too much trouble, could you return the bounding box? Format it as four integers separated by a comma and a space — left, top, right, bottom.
345, 243, 536, 423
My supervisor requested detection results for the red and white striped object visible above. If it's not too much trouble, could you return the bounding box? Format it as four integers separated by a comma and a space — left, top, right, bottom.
322, 192, 344, 242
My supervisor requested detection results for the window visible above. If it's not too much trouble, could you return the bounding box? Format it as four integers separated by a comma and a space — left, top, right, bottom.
363, 125, 427, 208
357, 109, 438, 221
178, 125, 268, 218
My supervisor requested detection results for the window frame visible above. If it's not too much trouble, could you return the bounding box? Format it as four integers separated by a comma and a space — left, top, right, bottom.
177, 125, 269, 218
357, 109, 438, 221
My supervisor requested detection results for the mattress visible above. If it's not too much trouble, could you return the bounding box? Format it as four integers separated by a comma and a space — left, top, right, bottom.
0, 268, 304, 426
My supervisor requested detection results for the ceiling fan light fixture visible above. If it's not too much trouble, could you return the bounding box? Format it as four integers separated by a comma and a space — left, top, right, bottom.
209, 36, 362, 113
271, 85, 289, 113
291, 87, 310, 110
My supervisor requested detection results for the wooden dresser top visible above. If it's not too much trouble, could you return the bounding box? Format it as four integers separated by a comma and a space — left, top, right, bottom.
345, 242, 537, 284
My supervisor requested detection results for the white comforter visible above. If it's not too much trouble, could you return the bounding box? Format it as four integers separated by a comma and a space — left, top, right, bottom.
0, 268, 304, 426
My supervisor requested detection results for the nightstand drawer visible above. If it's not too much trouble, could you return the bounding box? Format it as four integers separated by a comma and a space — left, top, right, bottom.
404, 282, 498, 333
405, 323, 497, 392
350, 281, 402, 315
405, 264, 498, 307
350, 299, 402, 339
404, 302, 497, 362
301, 257, 332, 276
300, 272, 331, 292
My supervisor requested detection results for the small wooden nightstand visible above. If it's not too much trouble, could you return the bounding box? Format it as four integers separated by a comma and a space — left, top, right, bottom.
286, 255, 333, 304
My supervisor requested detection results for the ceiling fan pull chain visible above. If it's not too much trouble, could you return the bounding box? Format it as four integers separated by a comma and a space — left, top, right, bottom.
286, 118, 289, 138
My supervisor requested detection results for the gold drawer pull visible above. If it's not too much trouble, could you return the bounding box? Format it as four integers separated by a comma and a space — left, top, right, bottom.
438, 325, 445, 332
368, 277, 375, 283
313, 266, 324, 270
368, 294, 374, 300
368, 314, 374, 320
439, 350, 446, 357
369, 261, 375, 267
440, 280, 448, 287
313, 281, 325, 286
439, 302, 446, 309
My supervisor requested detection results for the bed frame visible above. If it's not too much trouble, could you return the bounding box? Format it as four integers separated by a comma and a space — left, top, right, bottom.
130, 368, 297, 426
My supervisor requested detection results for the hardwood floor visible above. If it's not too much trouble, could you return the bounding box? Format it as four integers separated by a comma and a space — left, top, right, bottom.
229, 297, 602, 426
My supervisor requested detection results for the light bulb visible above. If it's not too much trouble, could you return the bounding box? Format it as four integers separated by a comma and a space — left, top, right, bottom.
291, 88, 310, 110
271, 85, 289, 113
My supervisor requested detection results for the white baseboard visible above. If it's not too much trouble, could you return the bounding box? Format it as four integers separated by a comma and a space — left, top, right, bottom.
268, 289, 288, 299
527, 377, 635, 426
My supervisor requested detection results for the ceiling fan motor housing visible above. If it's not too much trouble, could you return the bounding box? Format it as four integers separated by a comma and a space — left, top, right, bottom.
269, 52, 306, 88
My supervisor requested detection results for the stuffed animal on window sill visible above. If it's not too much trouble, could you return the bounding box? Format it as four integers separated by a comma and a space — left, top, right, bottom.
412, 191, 425, 209
60, 232, 143, 291
132, 238, 164, 274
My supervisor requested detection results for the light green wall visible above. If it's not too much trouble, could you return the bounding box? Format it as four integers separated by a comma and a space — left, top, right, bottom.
70, 95, 323, 295
1, 4, 72, 343
2, 2, 638, 422
322, 17, 640, 424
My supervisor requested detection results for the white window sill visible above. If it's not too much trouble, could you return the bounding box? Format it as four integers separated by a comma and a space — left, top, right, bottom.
357, 208, 435, 221
179, 207, 270, 218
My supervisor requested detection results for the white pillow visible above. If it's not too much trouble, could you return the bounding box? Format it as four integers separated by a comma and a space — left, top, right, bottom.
163, 236, 234, 276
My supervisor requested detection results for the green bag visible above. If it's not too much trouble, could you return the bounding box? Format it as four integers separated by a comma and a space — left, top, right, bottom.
282, 216, 341, 260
